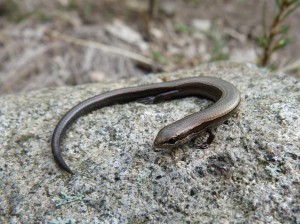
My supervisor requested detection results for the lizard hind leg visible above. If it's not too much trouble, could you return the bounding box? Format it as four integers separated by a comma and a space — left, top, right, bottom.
197, 128, 216, 149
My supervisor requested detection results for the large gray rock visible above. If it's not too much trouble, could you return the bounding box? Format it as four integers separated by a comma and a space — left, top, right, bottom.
0, 62, 299, 223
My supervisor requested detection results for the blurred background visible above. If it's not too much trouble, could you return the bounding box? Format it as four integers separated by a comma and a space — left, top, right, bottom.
0, 0, 299, 96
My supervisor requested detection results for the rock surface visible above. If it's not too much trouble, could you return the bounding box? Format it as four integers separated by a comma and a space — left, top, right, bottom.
0, 62, 299, 223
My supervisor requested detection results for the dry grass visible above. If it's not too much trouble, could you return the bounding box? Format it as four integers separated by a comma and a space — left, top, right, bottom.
0, 0, 299, 96
0, 16, 144, 94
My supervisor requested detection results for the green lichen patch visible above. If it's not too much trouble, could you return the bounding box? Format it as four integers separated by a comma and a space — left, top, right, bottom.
52, 192, 84, 207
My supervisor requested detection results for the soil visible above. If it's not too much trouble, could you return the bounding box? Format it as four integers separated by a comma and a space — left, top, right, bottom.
0, 0, 299, 96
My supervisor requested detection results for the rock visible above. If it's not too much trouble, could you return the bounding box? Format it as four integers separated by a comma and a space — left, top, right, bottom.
150, 27, 163, 39
191, 19, 211, 32
159, 2, 177, 17
105, 20, 148, 52
230, 48, 257, 63
0, 62, 299, 223
57, 0, 70, 7
88, 71, 108, 83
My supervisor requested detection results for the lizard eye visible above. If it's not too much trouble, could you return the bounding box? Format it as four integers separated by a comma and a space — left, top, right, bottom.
168, 137, 177, 145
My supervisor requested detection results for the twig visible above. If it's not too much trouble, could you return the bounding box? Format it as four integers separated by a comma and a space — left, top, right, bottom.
258, 0, 300, 67
259, 3, 284, 66
148, 0, 157, 18
48, 30, 154, 67
279, 58, 300, 73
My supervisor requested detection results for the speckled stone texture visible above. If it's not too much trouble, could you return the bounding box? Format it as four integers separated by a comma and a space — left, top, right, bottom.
0, 62, 299, 223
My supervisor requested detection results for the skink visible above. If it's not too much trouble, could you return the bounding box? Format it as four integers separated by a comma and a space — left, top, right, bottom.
51, 76, 241, 174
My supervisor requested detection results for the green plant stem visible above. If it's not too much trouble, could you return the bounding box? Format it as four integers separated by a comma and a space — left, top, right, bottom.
258, 0, 300, 67
259, 2, 288, 66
